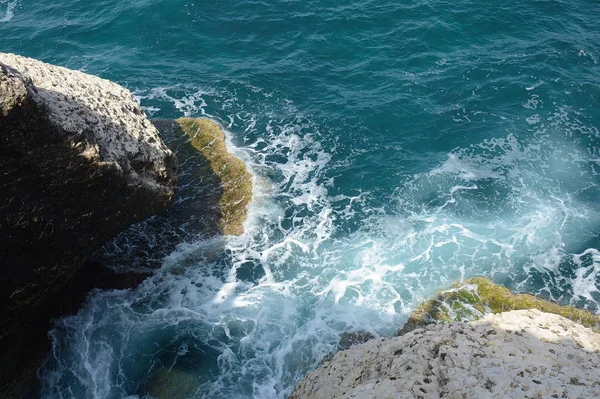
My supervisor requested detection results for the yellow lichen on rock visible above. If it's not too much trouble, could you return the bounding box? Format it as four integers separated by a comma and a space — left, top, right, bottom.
176, 118, 252, 236
470, 277, 600, 329
400, 277, 600, 335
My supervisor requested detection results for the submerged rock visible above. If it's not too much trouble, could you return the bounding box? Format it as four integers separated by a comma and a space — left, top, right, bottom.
145, 367, 202, 399
399, 277, 600, 335
0, 53, 177, 397
290, 310, 600, 399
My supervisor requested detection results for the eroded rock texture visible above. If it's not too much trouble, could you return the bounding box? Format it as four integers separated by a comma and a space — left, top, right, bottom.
290, 310, 600, 399
0, 53, 177, 397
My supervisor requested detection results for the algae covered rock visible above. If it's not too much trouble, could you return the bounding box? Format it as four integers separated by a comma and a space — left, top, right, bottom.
153, 118, 253, 236
290, 310, 600, 399
0, 53, 177, 397
399, 277, 600, 335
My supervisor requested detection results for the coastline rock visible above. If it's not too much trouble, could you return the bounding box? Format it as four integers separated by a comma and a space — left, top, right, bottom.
152, 118, 253, 236
399, 277, 600, 335
337, 331, 375, 351
290, 310, 600, 399
0, 53, 177, 397
91, 118, 253, 274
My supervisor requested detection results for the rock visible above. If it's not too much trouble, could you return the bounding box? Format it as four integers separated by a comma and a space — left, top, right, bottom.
88, 118, 253, 273
153, 118, 253, 236
145, 367, 202, 399
399, 277, 600, 335
0, 63, 27, 117
337, 331, 375, 351
0, 53, 177, 397
290, 310, 600, 399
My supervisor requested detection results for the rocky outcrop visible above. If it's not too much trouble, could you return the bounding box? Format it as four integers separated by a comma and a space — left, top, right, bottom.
290, 310, 600, 399
0, 53, 177, 397
399, 277, 600, 335
292, 279, 600, 399
153, 118, 252, 236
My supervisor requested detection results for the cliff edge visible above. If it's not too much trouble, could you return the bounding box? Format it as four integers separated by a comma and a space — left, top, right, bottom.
290, 309, 600, 399
292, 279, 600, 399
0, 53, 178, 397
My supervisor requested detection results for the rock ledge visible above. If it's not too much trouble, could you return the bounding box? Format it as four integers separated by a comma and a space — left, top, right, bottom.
290, 310, 600, 399
0, 53, 178, 398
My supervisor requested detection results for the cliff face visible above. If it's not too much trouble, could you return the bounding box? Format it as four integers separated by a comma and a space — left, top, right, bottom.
290, 310, 600, 399
0, 53, 177, 397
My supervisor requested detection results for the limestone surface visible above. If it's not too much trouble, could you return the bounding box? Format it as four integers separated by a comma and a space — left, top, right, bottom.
290, 310, 600, 399
0, 52, 175, 188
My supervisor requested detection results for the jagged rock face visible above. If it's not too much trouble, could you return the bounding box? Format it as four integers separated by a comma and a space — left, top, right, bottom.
0, 53, 176, 188
290, 310, 600, 399
0, 63, 28, 117
0, 53, 177, 397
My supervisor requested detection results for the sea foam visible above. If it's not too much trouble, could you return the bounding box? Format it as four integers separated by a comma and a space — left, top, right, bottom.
0, 0, 16, 22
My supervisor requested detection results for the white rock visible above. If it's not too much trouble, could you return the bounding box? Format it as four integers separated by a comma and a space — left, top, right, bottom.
0, 52, 175, 188
290, 310, 600, 399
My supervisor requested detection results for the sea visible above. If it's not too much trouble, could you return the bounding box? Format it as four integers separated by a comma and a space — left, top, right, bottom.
2, 0, 600, 398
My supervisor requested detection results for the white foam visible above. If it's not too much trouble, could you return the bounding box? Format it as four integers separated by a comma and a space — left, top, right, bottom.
572, 249, 600, 303
0, 0, 16, 22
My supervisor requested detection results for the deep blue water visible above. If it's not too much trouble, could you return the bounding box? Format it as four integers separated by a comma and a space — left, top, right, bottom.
2, 0, 600, 398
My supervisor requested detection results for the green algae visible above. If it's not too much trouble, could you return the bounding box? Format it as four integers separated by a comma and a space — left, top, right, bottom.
176, 118, 253, 236
399, 277, 600, 335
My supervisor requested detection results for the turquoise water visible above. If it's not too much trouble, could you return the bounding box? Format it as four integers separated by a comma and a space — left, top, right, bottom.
2, 0, 600, 398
